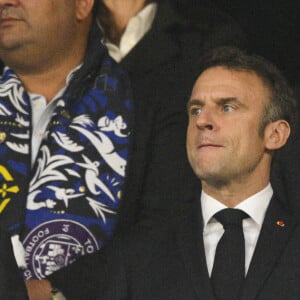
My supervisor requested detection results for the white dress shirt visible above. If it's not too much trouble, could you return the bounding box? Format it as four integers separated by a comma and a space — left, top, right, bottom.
102, 3, 157, 62
201, 183, 273, 276
28, 65, 81, 165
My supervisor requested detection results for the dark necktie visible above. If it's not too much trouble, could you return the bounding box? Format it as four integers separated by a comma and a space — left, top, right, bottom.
210, 208, 249, 300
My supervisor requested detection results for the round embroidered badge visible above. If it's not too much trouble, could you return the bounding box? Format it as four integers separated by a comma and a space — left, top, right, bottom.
23, 219, 99, 279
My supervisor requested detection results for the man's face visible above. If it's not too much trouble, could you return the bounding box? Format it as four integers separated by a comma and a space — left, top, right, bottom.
186, 66, 272, 187
0, 0, 77, 54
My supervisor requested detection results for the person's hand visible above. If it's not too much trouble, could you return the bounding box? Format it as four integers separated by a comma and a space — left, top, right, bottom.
25, 279, 52, 300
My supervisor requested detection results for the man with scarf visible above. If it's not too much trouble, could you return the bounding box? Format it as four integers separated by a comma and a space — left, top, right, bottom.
0, 0, 133, 298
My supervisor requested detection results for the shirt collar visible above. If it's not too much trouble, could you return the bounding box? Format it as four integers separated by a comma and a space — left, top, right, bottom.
201, 183, 273, 228
128, 2, 157, 34
27, 64, 82, 102
100, 3, 157, 62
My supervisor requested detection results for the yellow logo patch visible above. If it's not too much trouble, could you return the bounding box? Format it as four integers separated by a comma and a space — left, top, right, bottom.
0, 165, 20, 213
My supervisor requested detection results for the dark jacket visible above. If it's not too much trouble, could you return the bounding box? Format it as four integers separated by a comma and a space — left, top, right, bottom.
99, 195, 300, 300
0, 230, 28, 299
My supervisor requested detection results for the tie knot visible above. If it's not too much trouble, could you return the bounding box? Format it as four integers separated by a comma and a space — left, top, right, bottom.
214, 208, 248, 228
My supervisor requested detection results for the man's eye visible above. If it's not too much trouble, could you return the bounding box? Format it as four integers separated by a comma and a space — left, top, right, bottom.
223, 105, 234, 112
190, 108, 201, 116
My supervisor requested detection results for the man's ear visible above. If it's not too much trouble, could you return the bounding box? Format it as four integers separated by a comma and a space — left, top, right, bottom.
264, 120, 291, 150
75, 0, 95, 21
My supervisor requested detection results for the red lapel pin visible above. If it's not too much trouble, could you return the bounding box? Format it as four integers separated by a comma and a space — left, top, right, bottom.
276, 220, 285, 227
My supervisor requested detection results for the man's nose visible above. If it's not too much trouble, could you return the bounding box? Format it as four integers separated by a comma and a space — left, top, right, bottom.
0, 0, 18, 8
195, 109, 215, 130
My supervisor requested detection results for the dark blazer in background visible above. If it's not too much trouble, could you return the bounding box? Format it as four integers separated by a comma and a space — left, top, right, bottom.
0, 231, 28, 299
99, 195, 300, 300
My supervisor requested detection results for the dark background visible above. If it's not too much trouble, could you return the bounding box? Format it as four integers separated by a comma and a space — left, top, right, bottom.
175, 0, 300, 87
213, 0, 299, 86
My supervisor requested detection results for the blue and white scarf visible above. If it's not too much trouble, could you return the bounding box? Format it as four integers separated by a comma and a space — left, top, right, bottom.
0, 56, 133, 279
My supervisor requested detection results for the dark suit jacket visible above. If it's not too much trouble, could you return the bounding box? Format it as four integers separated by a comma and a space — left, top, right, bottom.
0, 231, 28, 299
99, 195, 300, 300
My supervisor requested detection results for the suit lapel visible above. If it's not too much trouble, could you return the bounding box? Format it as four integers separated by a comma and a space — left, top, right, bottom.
120, 1, 185, 76
121, 31, 181, 75
240, 195, 297, 300
176, 202, 215, 300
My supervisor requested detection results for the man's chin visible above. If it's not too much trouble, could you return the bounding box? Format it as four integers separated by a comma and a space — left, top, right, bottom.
198, 172, 229, 188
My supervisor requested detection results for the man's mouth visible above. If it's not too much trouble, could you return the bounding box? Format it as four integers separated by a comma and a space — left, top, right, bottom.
197, 143, 223, 151
198, 143, 222, 148
0, 17, 21, 27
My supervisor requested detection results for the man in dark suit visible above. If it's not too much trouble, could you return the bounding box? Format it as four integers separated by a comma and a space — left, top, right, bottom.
94, 47, 300, 300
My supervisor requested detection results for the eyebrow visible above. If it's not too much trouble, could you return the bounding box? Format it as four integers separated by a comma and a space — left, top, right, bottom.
186, 99, 202, 112
217, 97, 244, 106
